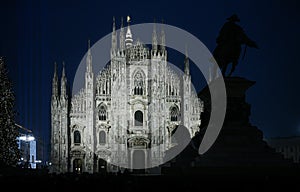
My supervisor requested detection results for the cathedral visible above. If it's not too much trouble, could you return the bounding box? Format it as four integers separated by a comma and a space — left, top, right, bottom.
50, 17, 203, 174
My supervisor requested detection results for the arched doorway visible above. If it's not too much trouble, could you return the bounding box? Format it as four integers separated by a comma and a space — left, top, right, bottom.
73, 159, 82, 174
98, 158, 107, 174
132, 150, 146, 173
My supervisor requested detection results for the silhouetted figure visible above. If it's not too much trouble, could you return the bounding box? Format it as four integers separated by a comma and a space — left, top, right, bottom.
213, 14, 258, 78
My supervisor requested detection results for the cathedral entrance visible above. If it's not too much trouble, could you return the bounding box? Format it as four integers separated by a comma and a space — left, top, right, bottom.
73, 159, 82, 174
98, 158, 107, 174
132, 150, 146, 174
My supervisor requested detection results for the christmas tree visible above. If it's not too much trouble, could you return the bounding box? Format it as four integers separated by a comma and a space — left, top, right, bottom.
0, 57, 20, 167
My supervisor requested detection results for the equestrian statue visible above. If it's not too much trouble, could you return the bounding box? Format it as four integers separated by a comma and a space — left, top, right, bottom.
213, 14, 258, 78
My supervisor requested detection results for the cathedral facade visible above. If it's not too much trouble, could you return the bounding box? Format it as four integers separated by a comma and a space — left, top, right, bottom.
50, 18, 203, 173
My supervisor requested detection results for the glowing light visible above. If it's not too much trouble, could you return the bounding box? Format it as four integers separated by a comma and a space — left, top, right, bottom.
19, 135, 35, 141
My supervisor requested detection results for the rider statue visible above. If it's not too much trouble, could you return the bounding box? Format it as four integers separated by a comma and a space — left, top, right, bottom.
213, 14, 258, 78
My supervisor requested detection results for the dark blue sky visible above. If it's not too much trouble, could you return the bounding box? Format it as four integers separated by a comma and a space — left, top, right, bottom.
1, 0, 300, 161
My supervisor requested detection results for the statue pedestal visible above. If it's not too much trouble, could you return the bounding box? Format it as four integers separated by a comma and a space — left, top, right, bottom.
194, 76, 291, 167
161, 76, 292, 176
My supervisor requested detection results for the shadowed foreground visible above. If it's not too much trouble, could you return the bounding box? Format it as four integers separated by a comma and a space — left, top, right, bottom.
1, 165, 299, 191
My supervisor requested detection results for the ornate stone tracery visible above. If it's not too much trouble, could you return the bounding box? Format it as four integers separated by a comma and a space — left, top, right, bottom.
50, 17, 203, 173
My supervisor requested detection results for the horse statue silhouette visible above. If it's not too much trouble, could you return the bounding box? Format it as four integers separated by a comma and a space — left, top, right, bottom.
212, 14, 258, 78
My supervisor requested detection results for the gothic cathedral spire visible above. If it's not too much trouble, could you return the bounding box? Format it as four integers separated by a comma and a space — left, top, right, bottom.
86, 40, 92, 74
85, 38, 95, 173
52, 62, 59, 98
51, 61, 69, 173
152, 20, 158, 51
119, 17, 125, 50
61, 61, 67, 97
184, 46, 190, 75
160, 19, 166, 51
125, 16, 133, 48
111, 16, 117, 52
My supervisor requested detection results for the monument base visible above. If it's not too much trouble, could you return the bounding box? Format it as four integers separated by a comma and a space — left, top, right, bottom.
163, 76, 292, 172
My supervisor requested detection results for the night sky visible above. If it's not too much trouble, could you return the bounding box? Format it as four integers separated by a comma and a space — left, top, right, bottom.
1, 0, 300, 162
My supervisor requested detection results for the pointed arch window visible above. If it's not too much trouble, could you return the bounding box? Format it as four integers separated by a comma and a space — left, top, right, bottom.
134, 71, 144, 95
98, 104, 107, 121
74, 130, 81, 144
134, 110, 143, 126
99, 131, 106, 144
170, 105, 179, 121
